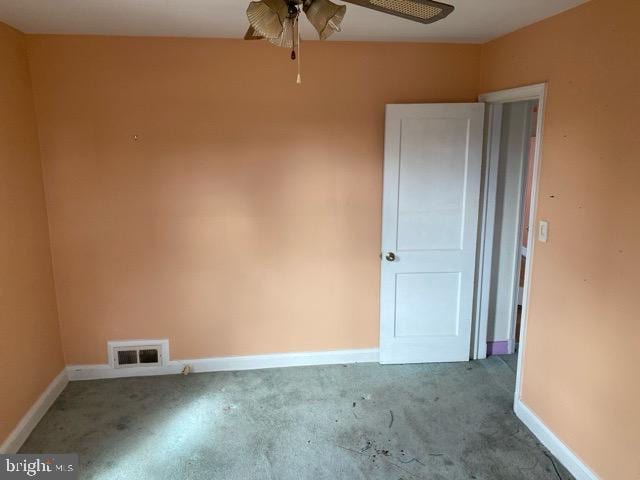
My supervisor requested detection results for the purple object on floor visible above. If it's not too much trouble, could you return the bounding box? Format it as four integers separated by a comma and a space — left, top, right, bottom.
486, 341, 510, 355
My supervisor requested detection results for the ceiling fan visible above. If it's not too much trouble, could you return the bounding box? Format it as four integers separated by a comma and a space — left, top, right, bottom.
243, 0, 455, 83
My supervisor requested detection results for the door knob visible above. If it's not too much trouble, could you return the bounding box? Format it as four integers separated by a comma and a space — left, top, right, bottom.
385, 252, 396, 262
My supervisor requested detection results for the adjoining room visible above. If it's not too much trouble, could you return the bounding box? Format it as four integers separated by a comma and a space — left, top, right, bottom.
1, 0, 638, 479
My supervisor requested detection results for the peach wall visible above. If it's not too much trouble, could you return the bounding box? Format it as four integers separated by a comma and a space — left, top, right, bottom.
0, 23, 64, 445
480, 1, 640, 478
26, 36, 480, 365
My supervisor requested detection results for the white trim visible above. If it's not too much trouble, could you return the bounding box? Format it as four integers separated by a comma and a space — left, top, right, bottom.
513, 84, 547, 402
0, 369, 68, 454
477, 83, 547, 402
479, 83, 547, 104
472, 103, 503, 360
515, 400, 599, 480
107, 339, 169, 368
67, 363, 181, 381
67, 348, 379, 381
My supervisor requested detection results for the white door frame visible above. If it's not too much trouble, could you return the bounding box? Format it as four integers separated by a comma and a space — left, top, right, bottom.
472, 102, 503, 360
474, 83, 548, 404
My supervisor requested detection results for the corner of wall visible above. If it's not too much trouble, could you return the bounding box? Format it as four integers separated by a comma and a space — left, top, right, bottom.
0, 20, 67, 449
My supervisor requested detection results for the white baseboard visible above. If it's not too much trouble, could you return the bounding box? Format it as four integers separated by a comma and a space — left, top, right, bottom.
67, 348, 380, 381
515, 399, 599, 480
0, 369, 69, 454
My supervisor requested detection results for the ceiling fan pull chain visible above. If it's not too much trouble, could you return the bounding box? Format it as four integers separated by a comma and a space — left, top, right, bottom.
296, 15, 302, 84
290, 4, 298, 61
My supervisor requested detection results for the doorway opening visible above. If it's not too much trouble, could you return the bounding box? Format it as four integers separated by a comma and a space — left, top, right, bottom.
485, 100, 537, 357
473, 84, 547, 404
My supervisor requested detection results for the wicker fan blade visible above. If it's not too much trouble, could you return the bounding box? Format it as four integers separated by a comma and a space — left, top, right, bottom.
341, 0, 453, 24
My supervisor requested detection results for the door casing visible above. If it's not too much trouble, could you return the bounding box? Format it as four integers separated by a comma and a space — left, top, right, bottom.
475, 83, 548, 408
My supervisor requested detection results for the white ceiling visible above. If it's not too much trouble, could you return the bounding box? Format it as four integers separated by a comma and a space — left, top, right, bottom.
0, 0, 587, 43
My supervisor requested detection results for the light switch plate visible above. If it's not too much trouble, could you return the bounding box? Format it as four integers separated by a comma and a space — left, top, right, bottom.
538, 220, 549, 242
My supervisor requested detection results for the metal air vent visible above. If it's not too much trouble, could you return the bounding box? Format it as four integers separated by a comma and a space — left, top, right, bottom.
108, 340, 169, 369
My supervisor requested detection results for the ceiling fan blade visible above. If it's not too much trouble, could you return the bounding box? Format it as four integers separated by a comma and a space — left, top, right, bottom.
340, 0, 454, 24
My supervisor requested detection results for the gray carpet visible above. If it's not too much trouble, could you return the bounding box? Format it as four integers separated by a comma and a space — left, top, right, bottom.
21, 356, 572, 480
497, 353, 519, 374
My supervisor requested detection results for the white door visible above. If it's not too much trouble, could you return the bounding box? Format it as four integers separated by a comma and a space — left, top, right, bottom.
380, 103, 485, 364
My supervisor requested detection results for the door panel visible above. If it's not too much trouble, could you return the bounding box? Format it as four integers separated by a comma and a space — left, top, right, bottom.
397, 117, 469, 251
380, 104, 484, 364
395, 272, 461, 338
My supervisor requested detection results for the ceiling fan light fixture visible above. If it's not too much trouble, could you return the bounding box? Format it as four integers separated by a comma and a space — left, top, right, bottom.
246, 0, 288, 39
268, 16, 299, 48
304, 0, 347, 40
244, 25, 265, 40
242, 0, 455, 84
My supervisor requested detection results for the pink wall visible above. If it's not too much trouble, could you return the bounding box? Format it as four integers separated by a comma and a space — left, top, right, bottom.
26, 36, 480, 365
480, 0, 640, 478
0, 22, 64, 446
